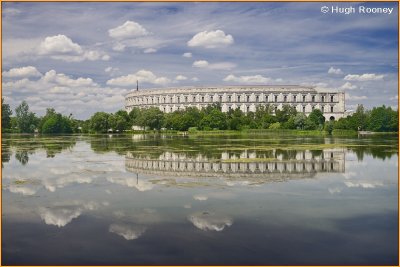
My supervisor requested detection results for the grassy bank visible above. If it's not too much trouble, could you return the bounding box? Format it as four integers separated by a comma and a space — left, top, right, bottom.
184, 128, 360, 136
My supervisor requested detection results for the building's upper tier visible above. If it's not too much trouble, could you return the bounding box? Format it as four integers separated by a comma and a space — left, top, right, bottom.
125, 85, 339, 97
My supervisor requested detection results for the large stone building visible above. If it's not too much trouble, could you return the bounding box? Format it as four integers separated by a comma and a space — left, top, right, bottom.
125, 85, 345, 121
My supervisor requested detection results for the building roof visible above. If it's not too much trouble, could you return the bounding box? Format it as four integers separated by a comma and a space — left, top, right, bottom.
125, 85, 332, 97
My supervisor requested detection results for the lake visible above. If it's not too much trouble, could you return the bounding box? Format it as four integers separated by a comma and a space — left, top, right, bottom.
2, 133, 398, 265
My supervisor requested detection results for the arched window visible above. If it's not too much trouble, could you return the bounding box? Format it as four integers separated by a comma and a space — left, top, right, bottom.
275, 95, 278, 102
312, 95, 315, 102
219, 95, 222, 102
202, 96, 204, 102
303, 106, 306, 113
321, 95, 325, 102
238, 96, 241, 102
331, 95, 334, 102
256, 95, 259, 102
228, 95, 231, 102
284, 95, 287, 102
185, 96, 187, 102
331, 106, 334, 112
293, 95, 297, 102
247, 95, 250, 102
303, 95, 306, 102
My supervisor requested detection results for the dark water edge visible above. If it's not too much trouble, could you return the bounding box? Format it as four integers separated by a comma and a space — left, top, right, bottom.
3, 212, 397, 266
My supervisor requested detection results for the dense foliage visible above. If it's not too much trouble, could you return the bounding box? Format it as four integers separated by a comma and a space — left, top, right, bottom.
2, 98, 12, 132
1, 99, 398, 134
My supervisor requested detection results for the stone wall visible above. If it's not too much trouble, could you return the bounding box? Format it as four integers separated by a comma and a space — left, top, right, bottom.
125, 85, 345, 120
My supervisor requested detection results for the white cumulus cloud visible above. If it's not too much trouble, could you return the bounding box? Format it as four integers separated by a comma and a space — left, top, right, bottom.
223, 74, 275, 84
182, 52, 192, 58
345, 93, 368, 100
188, 30, 234, 48
37, 34, 109, 62
143, 48, 157, 53
175, 75, 188, 81
107, 70, 171, 87
193, 60, 209, 68
3, 66, 42, 78
38, 34, 82, 55
344, 73, 385, 81
109, 20, 150, 39
42, 70, 97, 87
112, 42, 126, 52
328, 67, 343, 75
192, 60, 236, 70
105, 66, 120, 76
340, 82, 357, 90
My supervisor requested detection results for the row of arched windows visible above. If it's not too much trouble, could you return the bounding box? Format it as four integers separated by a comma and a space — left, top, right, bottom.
127, 93, 337, 105
152, 103, 336, 113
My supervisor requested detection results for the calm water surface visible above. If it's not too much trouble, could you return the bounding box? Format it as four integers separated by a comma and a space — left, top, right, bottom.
2, 133, 398, 265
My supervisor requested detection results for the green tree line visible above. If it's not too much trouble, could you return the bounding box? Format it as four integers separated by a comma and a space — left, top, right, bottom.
2, 98, 398, 134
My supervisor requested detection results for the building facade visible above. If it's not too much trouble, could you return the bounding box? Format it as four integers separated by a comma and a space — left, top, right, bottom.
125, 85, 345, 121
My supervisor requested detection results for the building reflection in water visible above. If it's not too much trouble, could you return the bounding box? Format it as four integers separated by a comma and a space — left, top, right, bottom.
125, 149, 345, 182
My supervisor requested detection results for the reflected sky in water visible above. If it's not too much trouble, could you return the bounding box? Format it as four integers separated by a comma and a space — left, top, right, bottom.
2, 134, 398, 265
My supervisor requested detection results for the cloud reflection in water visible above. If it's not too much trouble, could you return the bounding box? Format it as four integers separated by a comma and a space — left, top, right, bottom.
188, 211, 233, 232
109, 223, 146, 240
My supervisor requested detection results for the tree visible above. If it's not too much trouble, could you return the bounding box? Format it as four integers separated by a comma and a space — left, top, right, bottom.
15, 101, 38, 133
89, 112, 110, 133
304, 118, 317, 130
276, 104, 297, 123
308, 109, 325, 127
294, 113, 307, 129
136, 108, 164, 130
227, 108, 246, 130
199, 109, 227, 130
368, 106, 397, 132
180, 107, 202, 131
352, 104, 368, 130
40, 108, 72, 134
109, 110, 129, 132
2, 98, 12, 131
282, 117, 296, 129
334, 117, 351, 130
165, 107, 202, 131
129, 107, 141, 127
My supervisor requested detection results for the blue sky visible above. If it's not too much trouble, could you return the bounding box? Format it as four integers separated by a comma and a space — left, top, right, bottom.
2, 2, 398, 119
